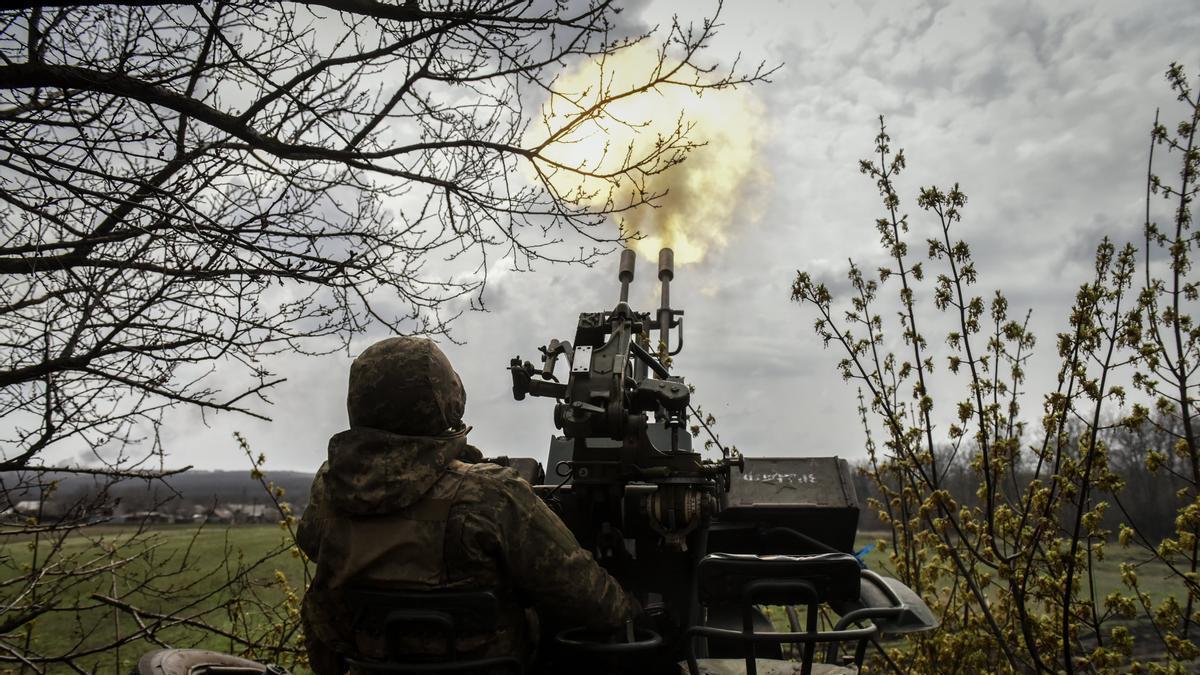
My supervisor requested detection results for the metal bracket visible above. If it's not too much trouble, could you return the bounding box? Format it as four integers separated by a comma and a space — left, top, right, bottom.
571, 345, 593, 373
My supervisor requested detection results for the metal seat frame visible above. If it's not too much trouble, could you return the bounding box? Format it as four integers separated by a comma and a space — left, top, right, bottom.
341, 588, 523, 674
683, 554, 877, 675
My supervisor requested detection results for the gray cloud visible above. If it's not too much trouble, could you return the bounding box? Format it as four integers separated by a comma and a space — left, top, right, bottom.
56, 0, 1200, 472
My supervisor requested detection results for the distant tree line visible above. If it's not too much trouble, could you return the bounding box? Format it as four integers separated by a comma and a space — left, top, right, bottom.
1, 469, 315, 522
853, 413, 1190, 541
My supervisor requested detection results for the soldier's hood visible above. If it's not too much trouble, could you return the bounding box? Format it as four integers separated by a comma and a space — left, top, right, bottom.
346, 336, 466, 437
324, 426, 466, 514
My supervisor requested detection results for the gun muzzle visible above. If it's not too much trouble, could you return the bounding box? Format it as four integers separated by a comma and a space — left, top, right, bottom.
618, 249, 636, 302
657, 248, 674, 282
658, 248, 674, 357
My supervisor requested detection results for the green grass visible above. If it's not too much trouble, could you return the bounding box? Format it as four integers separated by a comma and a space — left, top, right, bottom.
5, 526, 1191, 673
850, 531, 1188, 661
854, 530, 1184, 611
1, 523, 308, 675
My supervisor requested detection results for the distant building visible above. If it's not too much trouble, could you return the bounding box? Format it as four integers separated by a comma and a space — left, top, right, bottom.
225, 503, 285, 523
5, 500, 66, 521
112, 510, 172, 524
14, 500, 43, 514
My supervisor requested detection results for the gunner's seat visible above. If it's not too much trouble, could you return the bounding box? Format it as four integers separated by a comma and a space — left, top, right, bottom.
341, 588, 523, 674
681, 553, 874, 675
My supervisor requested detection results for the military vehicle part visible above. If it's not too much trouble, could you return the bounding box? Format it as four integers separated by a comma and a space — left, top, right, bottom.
712, 457, 860, 555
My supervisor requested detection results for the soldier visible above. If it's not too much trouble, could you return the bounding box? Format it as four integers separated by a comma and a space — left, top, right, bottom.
297, 336, 637, 673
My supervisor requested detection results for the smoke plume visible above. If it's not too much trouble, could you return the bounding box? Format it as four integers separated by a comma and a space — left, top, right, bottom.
531, 44, 767, 265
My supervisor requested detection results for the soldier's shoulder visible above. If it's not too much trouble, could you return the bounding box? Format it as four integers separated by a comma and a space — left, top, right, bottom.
461, 460, 523, 482
309, 461, 331, 493
453, 461, 533, 497
313, 460, 330, 480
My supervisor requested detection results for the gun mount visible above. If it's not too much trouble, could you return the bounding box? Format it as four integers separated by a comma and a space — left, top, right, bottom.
510, 249, 741, 553
505, 248, 936, 674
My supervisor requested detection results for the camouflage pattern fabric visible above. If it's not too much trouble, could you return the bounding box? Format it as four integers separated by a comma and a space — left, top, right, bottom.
346, 336, 466, 437
298, 337, 635, 674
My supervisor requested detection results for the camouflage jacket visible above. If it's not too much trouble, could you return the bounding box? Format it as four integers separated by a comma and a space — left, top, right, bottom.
297, 427, 635, 672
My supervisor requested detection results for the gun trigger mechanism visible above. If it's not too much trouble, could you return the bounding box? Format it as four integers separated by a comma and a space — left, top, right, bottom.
509, 354, 567, 401
536, 339, 572, 382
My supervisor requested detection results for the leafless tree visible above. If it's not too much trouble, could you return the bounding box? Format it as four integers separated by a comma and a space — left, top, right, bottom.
0, 0, 769, 467
0, 1, 769, 669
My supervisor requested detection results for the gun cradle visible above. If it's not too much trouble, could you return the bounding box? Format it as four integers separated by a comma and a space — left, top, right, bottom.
504, 249, 934, 675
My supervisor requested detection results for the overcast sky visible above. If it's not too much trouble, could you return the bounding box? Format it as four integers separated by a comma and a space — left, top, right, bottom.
133, 0, 1200, 473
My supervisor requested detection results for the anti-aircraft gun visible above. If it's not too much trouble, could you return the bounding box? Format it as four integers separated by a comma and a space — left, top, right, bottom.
509, 248, 740, 553
508, 249, 741, 664
508, 249, 938, 675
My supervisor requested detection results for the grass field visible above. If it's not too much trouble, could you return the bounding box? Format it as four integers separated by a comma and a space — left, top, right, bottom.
853, 530, 1185, 610
2, 523, 308, 675
850, 531, 1186, 662
3, 525, 1189, 673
